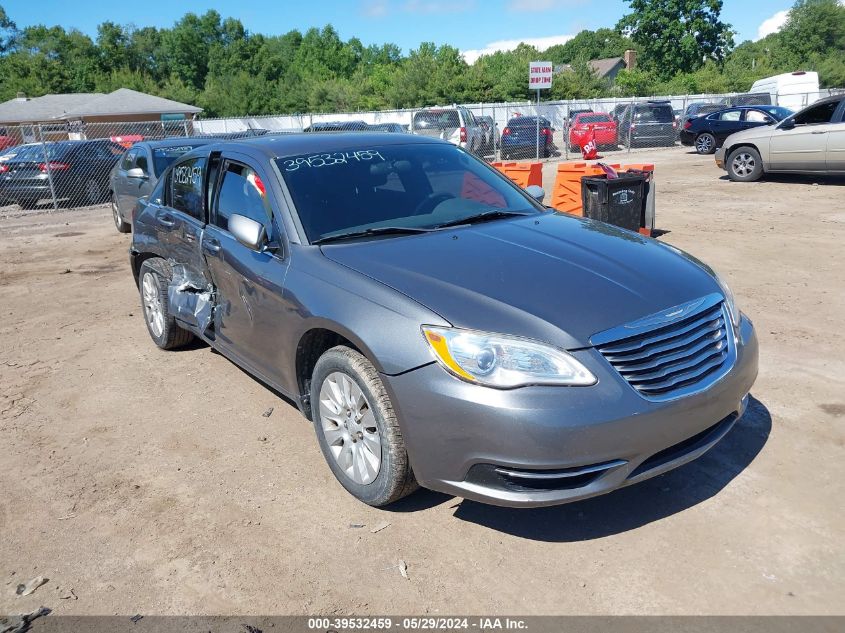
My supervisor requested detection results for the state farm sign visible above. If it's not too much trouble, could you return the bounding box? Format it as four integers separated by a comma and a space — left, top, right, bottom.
529, 61, 553, 90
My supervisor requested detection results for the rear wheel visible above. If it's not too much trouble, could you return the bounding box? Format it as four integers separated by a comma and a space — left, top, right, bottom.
311, 346, 418, 507
138, 260, 194, 350
75, 178, 103, 206
695, 133, 716, 155
727, 146, 764, 182
112, 192, 131, 233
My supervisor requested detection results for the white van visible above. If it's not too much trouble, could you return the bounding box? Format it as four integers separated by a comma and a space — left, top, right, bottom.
750, 71, 820, 111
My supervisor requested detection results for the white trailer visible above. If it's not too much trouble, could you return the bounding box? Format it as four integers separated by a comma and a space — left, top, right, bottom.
750, 71, 820, 111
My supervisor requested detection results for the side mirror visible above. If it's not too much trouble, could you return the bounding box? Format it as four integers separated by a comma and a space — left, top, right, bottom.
525, 184, 545, 203
126, 167, 148, 179
778, 118, 795, 130
229, 214, 266, 251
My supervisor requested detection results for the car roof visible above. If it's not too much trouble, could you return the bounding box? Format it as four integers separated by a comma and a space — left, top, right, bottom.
192, 132, 450, 159
139, 137, 219, 150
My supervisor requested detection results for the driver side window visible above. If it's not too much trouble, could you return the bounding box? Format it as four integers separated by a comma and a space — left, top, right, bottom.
214, 161, 275, 240
793, 101, 838, 126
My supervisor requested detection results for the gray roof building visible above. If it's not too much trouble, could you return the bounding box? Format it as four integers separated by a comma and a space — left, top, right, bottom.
0, 88, 202, 125
556, 50, 638, 83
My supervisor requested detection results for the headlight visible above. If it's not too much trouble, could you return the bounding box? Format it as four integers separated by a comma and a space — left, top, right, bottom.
421, 326, 597, 388
714, 272, 741, 329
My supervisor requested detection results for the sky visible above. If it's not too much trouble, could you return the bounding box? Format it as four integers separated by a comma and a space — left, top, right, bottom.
3, 0, 796, 62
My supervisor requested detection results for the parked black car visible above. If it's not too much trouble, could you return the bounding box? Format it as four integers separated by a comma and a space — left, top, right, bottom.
680, 106, 793, 154
0, 139, 125, 208
501, 116, 555, 159
617, 101, 677, 148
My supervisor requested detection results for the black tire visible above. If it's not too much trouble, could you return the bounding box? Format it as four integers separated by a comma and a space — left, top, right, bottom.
569, 143, 579, 153
311, 346, 418, 507
74, 178, 103, 207
138, 259, 194, 350
695, 133, 717, 155
726, 146, 764, 182
111, 192, 131, 233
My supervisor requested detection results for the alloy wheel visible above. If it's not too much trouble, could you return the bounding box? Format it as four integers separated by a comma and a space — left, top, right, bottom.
318, 371, 382, 485
696, 135, 714, 153
141, 272, 164, 338
112, 196, 122, 229
731, 153, 756, 178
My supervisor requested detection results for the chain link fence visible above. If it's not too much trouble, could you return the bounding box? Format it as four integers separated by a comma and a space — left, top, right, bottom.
1, 88, 842, 214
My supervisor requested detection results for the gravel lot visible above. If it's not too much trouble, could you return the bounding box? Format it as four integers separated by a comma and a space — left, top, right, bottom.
1, 147, 843, 616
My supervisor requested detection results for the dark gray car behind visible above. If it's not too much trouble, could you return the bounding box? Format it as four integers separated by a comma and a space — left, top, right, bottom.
110, 138, 216, 232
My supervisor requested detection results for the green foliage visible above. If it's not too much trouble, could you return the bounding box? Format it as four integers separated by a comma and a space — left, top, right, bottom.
0, 0, 842, 116
545, 29, 633, 65
618, 0, 734, 78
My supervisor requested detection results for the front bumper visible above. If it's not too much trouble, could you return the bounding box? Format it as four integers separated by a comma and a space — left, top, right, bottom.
715, 147, 726, 169
383, 316, 758, 507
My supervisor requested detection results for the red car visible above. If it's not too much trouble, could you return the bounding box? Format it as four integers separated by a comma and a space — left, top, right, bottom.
0, 136, 17, 152
568, 112, 618, 151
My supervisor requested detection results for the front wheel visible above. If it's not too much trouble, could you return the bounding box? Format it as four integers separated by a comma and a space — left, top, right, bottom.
727, 147, 764, 182
695, 133, 716, 155
112, 193, 131, 233
311, 346, 418, 507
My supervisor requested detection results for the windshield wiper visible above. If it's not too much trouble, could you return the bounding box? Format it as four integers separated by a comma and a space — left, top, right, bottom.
313, 226, 436, 245
434, 209, 534, 229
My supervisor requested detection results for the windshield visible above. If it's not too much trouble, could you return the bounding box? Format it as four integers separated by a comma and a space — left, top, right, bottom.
152, 144, 207, 176
413, 110, 460, 129
277, 143, 541, 243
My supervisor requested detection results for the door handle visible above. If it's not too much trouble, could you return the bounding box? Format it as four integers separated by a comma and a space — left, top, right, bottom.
811, 130, 827, 134
203, 238, 221, 254
155, 210, 175, 227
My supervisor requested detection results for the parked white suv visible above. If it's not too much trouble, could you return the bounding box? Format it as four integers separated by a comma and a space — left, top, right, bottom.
411, 106, 485, 154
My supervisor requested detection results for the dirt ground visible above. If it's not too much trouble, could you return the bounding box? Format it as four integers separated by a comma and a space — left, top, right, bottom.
1, 147, 843, 616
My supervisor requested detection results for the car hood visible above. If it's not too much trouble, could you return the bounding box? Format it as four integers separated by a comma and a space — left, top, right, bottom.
321, 213, 721, 349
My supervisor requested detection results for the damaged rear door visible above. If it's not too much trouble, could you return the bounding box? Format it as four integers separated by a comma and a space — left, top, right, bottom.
200, 153, 290, 384
161, 151, 215, 334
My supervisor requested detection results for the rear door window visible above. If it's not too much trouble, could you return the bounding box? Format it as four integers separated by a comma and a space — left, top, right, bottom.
718, 110, 742, 122
170, 156, 207, 220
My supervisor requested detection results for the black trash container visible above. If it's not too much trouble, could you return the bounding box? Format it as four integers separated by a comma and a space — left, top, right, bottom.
580, 172, 647, 232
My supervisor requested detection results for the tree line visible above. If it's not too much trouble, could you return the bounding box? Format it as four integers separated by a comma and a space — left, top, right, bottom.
0, 0, 842, 118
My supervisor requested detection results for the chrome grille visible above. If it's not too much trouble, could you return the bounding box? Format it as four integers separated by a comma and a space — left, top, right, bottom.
595, 297, 735, 400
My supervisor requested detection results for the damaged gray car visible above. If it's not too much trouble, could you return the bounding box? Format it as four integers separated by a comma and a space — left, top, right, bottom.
130, 133, 758, 508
